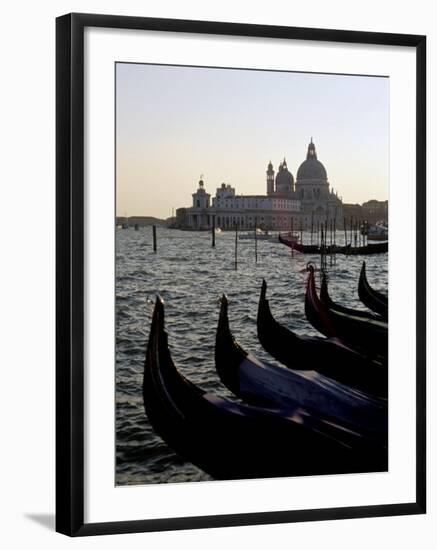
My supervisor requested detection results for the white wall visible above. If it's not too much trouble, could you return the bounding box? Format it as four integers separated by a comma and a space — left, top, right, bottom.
0, 0, 435, 548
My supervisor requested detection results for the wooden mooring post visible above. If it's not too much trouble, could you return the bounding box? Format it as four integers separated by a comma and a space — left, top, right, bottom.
212, 216, 216, 248
330, 219, 333, 266
254, 217, 258, 263
320, 224, 324, 272
333, 217, 337, 265
234, 222, 238, 270
310, 212, 314, 245
152, 225, 157, 252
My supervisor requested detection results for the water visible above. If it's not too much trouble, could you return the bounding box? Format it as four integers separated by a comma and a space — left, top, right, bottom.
115, 227, 388, 486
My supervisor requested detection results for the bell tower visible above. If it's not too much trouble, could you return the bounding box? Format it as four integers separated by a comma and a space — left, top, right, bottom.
266, 161, 275, 195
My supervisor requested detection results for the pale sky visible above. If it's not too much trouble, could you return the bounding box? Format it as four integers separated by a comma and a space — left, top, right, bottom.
116, 63, 389, 219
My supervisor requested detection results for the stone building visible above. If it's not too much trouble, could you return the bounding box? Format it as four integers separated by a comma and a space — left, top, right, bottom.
175, 139, 343, 230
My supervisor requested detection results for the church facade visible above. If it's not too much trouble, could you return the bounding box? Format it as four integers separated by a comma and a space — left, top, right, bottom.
175, 140, 343, 230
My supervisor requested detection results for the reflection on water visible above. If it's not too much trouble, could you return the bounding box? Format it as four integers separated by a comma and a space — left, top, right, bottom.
116, 227, 388, 485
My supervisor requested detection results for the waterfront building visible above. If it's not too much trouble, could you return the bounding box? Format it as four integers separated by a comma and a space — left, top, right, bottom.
211, 182, 301, 230
343, 200, 388, 225
175, 139, 343, 230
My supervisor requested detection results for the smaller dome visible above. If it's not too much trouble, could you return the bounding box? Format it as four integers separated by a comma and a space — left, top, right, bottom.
275, 163, 294, 187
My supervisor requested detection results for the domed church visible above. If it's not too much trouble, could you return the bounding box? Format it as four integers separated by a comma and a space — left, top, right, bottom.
176, 139, 342, 230
267, 138, 343, 224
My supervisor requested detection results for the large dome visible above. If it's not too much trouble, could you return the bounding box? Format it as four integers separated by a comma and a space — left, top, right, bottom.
296, 140, 327, 180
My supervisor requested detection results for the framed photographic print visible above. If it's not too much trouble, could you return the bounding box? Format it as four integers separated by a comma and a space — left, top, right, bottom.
56, 13, 426, 536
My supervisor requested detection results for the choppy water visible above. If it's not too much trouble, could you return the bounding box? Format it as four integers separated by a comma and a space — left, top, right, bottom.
115, 227, 388, 486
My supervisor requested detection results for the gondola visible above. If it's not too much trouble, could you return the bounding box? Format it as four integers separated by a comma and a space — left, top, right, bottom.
279, 234, 388, 255
257, 280, 387, 397
320, 272, 382, 322
216, 294, 387, 438
347, 241, 388, 255
144, 297, 387, 479
278, 234, 320, 253
358, 261, 388, 319
305, 265, 388, 358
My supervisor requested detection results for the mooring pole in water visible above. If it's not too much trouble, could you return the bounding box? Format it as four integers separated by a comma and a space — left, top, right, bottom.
325, 219, 328, 263
329, 219, 333, 266
354, 220, 357, 249
300, 220, 303, 246
152, 224, 157, 252
343, 217, 348, 249
334, 217, 337, 265
291, 217, 294, 258
320, 224, 324, 272
212, 216, 215, 248
310, 212, 314, 245
254, 217, 258, 263
234, 222, 238, 270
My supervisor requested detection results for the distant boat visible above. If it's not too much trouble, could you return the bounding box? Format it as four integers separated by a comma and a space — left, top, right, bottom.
364, 221, 388, 241
238, 228, 273, 241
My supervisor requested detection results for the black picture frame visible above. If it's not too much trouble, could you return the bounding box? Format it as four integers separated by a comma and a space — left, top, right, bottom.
56, 12, 426, 537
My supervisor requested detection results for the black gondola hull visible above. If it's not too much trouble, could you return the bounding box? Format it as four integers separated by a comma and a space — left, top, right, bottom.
144, 298, 388, 480
257, 280, 387, 397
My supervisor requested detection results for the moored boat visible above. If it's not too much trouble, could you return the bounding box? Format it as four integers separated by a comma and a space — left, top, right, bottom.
257, 280, 387, 397
347, 241, 388, 255
216, 294, 387, 437
144, 297, 387, 479
238, 228, 273, 240
364, 221, 388, 242
320, 272, 382, 322
279, 236, 387, 255
358, 261, 388, 319
305, 265, 388, 358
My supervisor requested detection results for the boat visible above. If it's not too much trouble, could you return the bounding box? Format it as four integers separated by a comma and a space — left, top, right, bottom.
239, 229, 280, 241
358, 261, 388, 319
320, 272, 382, 322
279, 234, 388, 255
364, 221, 388, 242
144, 297, 387, 479
347, 241, 388, 255
367, 234, 388, 242
305, 265, 388, 358
257, 280, 387, 397
216, 294, 387, 437
278, 233, 317, 252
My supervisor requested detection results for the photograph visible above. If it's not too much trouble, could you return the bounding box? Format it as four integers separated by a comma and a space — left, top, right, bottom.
115, 62, 389, 486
